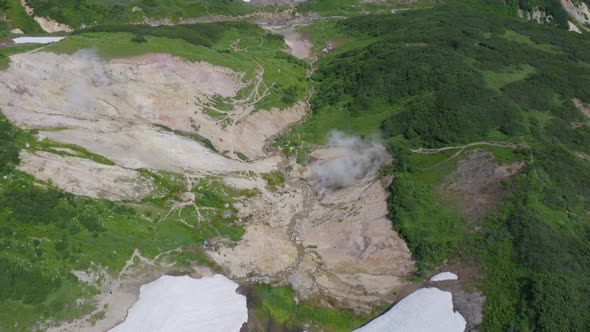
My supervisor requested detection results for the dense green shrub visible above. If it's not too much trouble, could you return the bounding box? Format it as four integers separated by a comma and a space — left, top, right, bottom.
77, 22, 233, 48
313, 4, 590, 330
0, 257, 62, 304
388, 175, 464, 268
0, 113, 22, 174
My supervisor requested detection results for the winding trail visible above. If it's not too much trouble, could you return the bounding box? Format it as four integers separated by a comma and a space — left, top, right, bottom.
410, 141, 518, 154
411, 141, 520, 162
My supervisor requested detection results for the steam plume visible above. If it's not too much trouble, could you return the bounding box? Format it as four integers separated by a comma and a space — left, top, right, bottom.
66, 49, 112, 115
311, 131, 386, 198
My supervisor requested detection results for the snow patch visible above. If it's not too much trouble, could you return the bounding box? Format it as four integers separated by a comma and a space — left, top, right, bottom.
431, 272, 459, 282
12, 36, 65, 44
110, 274, 247, 332
355, 288, 466, 332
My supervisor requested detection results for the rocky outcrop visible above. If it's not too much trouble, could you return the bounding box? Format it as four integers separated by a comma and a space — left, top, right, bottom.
561, 0, 590, 30
518, 7, 553, 24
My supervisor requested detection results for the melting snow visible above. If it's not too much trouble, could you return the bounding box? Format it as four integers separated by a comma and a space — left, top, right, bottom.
12, 36, 66, 44
355, 288, 466, 332
431, 272, 459, 282
110, 274, 247, 332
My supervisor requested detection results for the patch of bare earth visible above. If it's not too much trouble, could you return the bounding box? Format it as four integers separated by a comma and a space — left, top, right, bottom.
561, 0, 590, 30
573, 98, 590, 120
427, 261, 485, 332
18, 151, 154, 201
263, 25, 313, 60
439, 149, 524, 222
0, 50, 302, 181
211, 148, 415, 314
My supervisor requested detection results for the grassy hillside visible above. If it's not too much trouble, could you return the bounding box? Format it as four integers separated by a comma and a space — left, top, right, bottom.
0, 0, 42, 35
22, 0, 261, 27
279, 2, 590, 330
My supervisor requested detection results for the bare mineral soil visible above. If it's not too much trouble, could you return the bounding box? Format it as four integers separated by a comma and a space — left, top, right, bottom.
427, 260, 485, 332
573, 97, 590, 120
0, 35, 415, 329
210, 148, 415, 313
439, 149, 524, 222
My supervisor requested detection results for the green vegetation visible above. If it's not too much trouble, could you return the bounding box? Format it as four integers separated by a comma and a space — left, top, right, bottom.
0, 112, 22, 174
482, 64, 536, 90
0, 22, 305, 329
276, 2, 590, 330
389, 172, 465, 270
298, 0, 435, 17
153, 124, 219, 152
0, 44, 41, 70
0, 0, 42, 35
499, 30, 561, 54
23, 0, 263, 27
251, 285, 380, 331
7, 0, 430, 29
78, 22, 229, 48
2, 0, 590, 330
262, 170, 284, 191
30, 137, 115, 165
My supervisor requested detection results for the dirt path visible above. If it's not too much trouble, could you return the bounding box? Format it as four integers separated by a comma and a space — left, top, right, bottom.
411, 141, 520, 162
411, 141, 519, 154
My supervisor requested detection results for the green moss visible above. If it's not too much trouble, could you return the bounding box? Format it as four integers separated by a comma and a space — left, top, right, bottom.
262, 170, 284, 191
251, 284, 380, 331
253, 286, 296, 325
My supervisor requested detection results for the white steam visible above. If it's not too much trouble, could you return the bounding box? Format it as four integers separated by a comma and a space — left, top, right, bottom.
311, 131, 387, 198
66, 49, 113, 116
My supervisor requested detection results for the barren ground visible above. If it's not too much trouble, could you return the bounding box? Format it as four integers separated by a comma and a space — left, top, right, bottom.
1, 42, 414, 329
0, 51, 301, 175
574, 97, 590, 120
18, 151, 154, 201
438, 149, 524, 222
210, 146, 415, 314
427, 261, 485, 332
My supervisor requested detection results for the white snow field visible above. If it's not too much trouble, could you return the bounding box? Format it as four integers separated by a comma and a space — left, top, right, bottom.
431, 272, 459, 282
110, 274, 247, 332
355, 288, 466, 332
12, 37, 66, 44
